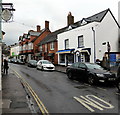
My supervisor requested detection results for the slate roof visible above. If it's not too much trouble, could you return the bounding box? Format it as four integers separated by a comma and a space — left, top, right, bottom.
38, 8, 119, 46
31, 29, 46, 42
28, 31, 41, 36
38, 27, 67, 45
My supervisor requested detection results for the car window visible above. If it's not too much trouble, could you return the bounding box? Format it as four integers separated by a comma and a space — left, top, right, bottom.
78, 63, 86, 68
71, 62, 79, 68
42, 61, 51, 64
85, 63, 104, 70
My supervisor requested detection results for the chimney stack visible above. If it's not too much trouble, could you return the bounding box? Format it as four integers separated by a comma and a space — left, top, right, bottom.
37, 25, 41, 32
67, 12, 74, 26
45, 21, 49, 29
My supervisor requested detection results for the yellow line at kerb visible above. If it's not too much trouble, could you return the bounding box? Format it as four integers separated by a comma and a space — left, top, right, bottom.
12, 69, 49, 115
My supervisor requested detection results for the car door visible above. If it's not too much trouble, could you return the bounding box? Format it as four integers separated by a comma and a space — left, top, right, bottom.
69, 62, 79, 76
76, 63, 87, 79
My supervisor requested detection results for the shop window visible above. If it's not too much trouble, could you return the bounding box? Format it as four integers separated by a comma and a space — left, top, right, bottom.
67, 54, 74, 64
60, 54, 65, 63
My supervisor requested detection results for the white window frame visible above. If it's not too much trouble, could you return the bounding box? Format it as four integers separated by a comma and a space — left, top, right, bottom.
40, 45, 42, 51
45, 44, 47, 52
78, 35, 84, 48
65, 39, 69, 49
50, 42, 54, 50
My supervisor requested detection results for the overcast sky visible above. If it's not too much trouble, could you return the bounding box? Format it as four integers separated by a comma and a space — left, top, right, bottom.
2, 0, 120, 45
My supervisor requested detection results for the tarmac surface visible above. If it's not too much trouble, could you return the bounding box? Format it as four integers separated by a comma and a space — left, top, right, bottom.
0, 65, 118, 114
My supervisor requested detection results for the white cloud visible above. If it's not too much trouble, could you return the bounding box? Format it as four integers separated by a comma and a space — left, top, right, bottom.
2, 0, 120, 45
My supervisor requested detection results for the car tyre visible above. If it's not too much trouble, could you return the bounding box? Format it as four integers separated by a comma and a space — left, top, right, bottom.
68, 72, 73, 79
88, 75, 95, 85
118, 82, 120, 90
41, 66, 44, 71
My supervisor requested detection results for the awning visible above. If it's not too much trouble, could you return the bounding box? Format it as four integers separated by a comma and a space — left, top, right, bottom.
48, 53, 54, 56
56, 49, 75, 54
80, 48, 91, 55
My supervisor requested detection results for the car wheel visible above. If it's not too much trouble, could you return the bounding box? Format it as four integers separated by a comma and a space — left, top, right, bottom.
118, 82, 120, 90
68, 72, 73, 79
88, 75, 95, 85
41, 66, 44, 71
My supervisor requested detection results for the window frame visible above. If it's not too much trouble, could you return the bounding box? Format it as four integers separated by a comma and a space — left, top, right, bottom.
65, 39, 69, 49
78, 35, 84, 48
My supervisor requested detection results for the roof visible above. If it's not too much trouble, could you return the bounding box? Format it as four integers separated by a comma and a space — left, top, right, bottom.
38, 27, 67, 45
38, 8, 119, 45
31, 29, 46, 42
28, 31, 41, 36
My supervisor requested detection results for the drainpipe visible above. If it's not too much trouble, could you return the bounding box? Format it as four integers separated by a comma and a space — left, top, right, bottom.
0, 0, 2, 91
92, 27, 96, 63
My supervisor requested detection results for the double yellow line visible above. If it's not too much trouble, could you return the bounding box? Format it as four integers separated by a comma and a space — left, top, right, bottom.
12, 69, 50, 115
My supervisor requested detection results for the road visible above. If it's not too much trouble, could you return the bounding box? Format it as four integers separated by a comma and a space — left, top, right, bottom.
9, 63, 120, 114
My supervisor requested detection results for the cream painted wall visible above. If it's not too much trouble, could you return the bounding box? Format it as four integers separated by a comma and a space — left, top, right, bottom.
58, 11, 119, 63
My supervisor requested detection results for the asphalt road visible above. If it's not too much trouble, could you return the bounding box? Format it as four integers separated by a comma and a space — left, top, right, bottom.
9, 63, 120, 114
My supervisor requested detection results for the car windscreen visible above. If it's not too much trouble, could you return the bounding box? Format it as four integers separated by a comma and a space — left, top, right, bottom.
85, 63, 104, 70
42, 61, 52, 64
30, 60, 37, 63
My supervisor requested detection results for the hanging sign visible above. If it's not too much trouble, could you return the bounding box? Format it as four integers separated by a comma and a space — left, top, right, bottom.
1, 8, 12, 22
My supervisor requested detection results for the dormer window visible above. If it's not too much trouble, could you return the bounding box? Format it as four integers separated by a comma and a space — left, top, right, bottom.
67, 25, 72, 30
81, 19, 87, 25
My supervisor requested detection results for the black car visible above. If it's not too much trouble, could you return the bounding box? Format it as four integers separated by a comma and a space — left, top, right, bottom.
27, 60, 37, 67
66, 62, 116, 85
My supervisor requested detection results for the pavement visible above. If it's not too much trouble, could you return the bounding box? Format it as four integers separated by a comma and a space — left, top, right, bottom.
0, 65, 118, 114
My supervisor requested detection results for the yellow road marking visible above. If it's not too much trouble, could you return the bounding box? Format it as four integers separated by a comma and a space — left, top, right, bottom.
12, 69, 49, 115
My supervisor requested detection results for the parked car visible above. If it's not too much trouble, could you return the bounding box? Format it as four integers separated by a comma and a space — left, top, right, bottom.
115, 64, 120, 92
27, 60, 37, 67
37, 60, 55, 71
16, 59, 25, 64
66, 62, 117, 85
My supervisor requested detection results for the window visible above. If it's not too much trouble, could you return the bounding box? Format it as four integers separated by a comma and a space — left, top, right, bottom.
72, 62, 79, 68
78, 36, 84, 48
28, 43, 33, 50
60, 54, 65, 63
65, 39, 69, 49
50, 42, 54, 50
45, 44, 47, 52
40, 45, 42, 51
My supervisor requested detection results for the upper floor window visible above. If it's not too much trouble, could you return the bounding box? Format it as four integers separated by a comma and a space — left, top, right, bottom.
65, 39, 69, 49
50, 42, 54, 50
40, 45, 42, 51
78, 35, 84, 48
28, 43, 33, 50
45, 44, 47, 52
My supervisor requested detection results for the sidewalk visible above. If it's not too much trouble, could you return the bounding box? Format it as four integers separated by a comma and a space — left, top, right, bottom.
1, 69, 33, 114
55, 65, 67, 73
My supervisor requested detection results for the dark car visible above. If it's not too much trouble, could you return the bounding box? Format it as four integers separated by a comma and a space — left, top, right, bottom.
115, 64, 120, 92
27, 60, 37, 67
66, 62, 116, 85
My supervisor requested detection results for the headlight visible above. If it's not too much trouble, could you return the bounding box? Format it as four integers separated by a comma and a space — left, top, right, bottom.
96, 74, 104, 77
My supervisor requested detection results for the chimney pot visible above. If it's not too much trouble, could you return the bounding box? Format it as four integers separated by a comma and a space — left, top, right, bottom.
45, 21, 49, 29
67, 12, 74, 26
37, 25, 41, 32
